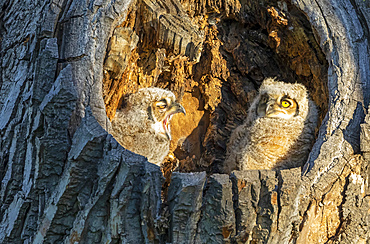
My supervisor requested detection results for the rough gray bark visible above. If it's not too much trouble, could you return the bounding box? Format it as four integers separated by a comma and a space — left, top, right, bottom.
0, 0, 369, 244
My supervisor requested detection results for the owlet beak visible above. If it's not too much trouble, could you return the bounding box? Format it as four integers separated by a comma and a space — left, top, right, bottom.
265, 103, 293, 119
163, 102, 186, 140
172, 103, 186, 116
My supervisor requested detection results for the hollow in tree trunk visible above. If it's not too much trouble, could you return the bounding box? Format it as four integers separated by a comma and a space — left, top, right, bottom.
0, 0, 369, 243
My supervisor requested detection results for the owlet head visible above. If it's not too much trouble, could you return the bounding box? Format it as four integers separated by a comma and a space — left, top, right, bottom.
253, 78, 309, 120
150, 96, 186, 140
257, 94, 298, 119
123, 87, 186, 140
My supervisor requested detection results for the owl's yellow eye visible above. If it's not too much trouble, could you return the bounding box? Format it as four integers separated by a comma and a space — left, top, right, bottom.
281, 100, 291, 108
156, 102, 167, 109
155, 100, 168, 110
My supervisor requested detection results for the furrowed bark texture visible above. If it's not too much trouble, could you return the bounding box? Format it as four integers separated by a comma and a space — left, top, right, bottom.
0, 0, 369, 243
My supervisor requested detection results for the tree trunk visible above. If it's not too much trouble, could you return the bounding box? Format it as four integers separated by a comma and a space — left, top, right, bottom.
0, 0, 369, 243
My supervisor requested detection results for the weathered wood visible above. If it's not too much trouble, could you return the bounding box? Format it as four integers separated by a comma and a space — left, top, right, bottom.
0, 0, 369, 243
195, 174, 235, 243
168, 172, 206, 243
231, 170, 278, 243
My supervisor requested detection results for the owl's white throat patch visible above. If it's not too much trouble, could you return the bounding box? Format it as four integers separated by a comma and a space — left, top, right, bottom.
151, 114, 173, 140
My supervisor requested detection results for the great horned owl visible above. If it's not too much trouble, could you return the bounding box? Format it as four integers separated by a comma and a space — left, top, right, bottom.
111, 87, 185, 165
224, 78, 318, 173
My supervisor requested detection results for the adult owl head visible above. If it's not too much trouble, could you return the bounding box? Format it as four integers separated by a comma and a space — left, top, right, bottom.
111, 87, 185, 165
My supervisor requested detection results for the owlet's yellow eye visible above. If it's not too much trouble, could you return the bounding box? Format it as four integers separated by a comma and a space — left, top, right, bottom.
157, 103, 167, 109
281, 100, 291, 108
154, 100, 168, 110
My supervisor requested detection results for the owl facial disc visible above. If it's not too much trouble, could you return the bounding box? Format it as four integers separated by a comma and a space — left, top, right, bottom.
257, 94, 298, 120
151, 100, 186, 140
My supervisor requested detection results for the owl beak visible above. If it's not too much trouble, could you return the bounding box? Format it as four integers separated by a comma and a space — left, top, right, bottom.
172, 103, 186, 116
266, 103, 275, 116
162, 103, 186, 140
266, 104, 287, 118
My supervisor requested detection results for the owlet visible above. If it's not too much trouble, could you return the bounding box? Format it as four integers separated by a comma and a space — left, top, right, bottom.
224, 78, 318, 173
111, 87, 185, 165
